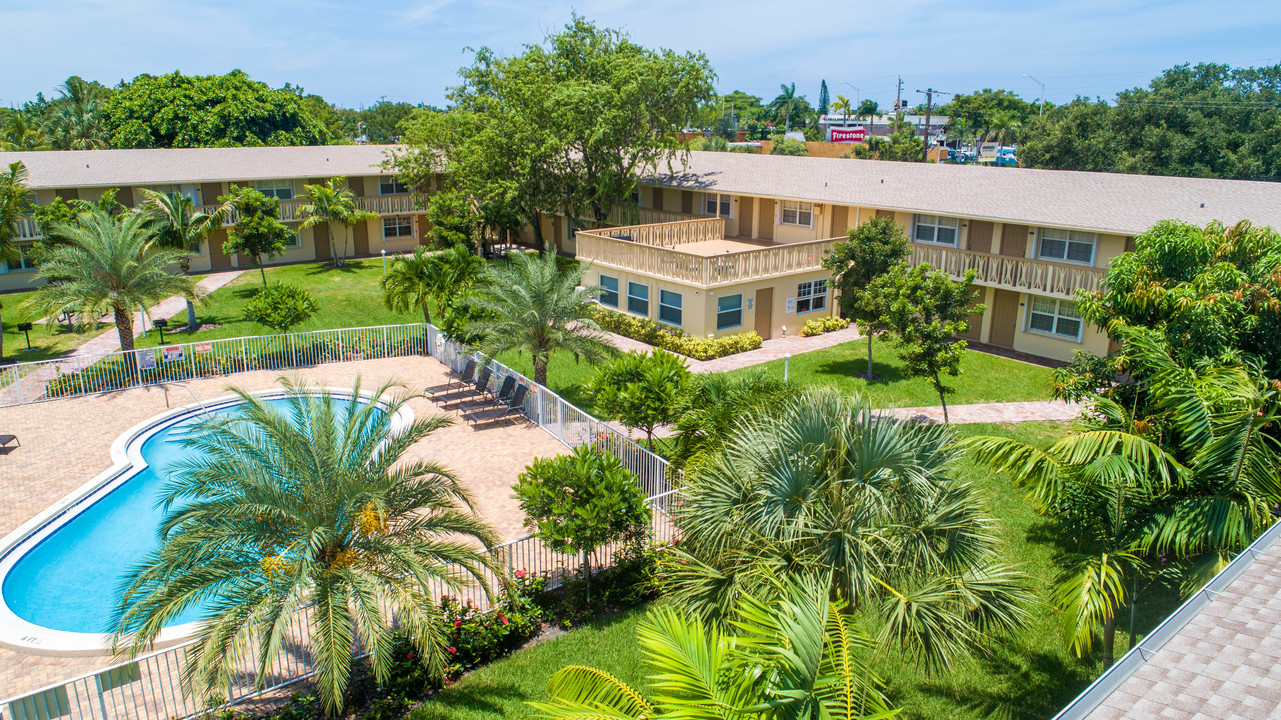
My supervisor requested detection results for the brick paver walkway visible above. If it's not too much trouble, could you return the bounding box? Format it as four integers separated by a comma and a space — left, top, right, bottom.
604, 325, 864, 374
0, 355, 565, 696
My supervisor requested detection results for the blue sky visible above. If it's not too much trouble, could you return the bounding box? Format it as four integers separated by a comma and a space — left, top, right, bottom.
2, 0, 1279, 110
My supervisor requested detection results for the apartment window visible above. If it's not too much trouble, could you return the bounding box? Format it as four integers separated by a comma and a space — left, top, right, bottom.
796, 279, 828, 314
284, 227, 301, 248
717, 294, 743, 330
628, 188, 641, 206
0, 244, 36, 273
150, 184, 201, 204
255, 179, 295, 201
1038, 228, 1096, 265
627, 282, 650, 316
913, 214, 960, 246
659, 289, 682, 326
1027, 296, 1083, 340
780, 200, 813, 228
703, 193, 732, 218
383, 215, 413, 240
598, 275, 619, 308
379, 175, 409, 195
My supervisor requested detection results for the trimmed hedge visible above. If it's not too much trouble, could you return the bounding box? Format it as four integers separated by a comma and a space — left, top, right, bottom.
587, 305, 763, 360
799, 316, 851, 337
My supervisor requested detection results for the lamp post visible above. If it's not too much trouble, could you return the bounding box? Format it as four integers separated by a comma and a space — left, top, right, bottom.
381, 249, 388, 275
1023, 74, 1046, 116
839, 81, 861, 110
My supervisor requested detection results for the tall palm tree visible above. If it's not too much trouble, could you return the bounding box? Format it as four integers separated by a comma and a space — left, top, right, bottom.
984, 111, 1022, 148
113, 378, 500, 716
0, 162, 34, 360
1, 112, 50, 151
466, 250, 614, 386
139, 189, 237, 331
770, 82, 801, 132
22, 207, 197, 353
299, 177, 378, 268
673, 388, 1029, 671
533, 573, 897, 720
832, 94, 854, 126
46, 76, 108, 150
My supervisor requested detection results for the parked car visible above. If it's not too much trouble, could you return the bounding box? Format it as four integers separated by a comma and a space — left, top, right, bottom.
947, 147, 974, 163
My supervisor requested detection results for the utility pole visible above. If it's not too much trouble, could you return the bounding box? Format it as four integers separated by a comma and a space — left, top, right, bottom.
895, 76, 903, 118
915, 87, 951, 162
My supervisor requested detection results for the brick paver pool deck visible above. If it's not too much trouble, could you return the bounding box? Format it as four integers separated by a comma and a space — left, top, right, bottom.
0, 355, 567, 697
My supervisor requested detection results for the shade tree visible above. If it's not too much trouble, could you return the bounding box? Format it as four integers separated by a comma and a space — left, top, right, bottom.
822, 217, 911, 380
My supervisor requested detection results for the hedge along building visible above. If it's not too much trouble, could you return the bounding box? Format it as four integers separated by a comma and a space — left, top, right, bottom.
564, 151, 1281, 362
0, 145, 434, 294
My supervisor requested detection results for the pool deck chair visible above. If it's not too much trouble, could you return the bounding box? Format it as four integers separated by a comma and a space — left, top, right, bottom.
486, 375, 517, 406
466, 384, 530, 425
466, 366, 493, 398
0, 435, 17, 455
445, 358, 476, 392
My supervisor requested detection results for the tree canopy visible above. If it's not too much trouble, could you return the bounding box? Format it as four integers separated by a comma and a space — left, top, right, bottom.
101, 70, 331, 148
1019, 63, 1281, 179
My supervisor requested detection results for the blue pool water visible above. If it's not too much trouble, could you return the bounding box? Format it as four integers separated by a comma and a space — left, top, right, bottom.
3, 396, 365, 635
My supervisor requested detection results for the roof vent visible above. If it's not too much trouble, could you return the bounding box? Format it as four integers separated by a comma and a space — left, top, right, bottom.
1200, 203, 1205, 208
85, 164, 89, 168
880, 179, 884, 184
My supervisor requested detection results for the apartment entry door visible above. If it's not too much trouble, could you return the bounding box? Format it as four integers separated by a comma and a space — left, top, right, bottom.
988, 289, 1021, 348
754, 288, 773, 339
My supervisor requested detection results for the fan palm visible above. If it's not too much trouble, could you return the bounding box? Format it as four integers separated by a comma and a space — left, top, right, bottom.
23, 207, 197, 353
963, 400, 1183, 665
668, 369, 796, 472
46, 76, 108, 150
139, 189, 238, 331
673, 388, 1029, 671
299, 177, 379, 268
532, 573, 898, 720
0, 161, 34, 360
112, 377, 501, 716
466, 250, 614, 386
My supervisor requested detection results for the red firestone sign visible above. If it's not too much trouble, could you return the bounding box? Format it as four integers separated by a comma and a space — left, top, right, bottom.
829, 127, 866, 142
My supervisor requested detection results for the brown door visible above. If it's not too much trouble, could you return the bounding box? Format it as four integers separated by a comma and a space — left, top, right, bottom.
418, 213, 432, 246
553, 217, 565, 252
968, 221, 994, 253
652, 188, 664, 211
831, 205, 849, 236
115, 187, 135, 208
353, 222, 370, 257
757, 200, 774, 241
313, 222, 332, 260
989, 290, 1020, 347
957, 294, 984, 341
681, 190, 694, 214
56, 188, 79, 201
739, 197, 755, 237
875, 209, 894, 220
348, 176, 365, 197
754, 288, 773, 339
200, 183, 223, 206
207, 229, 232, 269
1001, 224, 1029, 257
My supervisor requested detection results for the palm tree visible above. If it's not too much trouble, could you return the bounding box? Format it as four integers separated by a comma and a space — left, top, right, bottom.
22, 207, 198, 353
856, 99, 880, 136
139, 189, 237, 331
466, 250, 614, 386
984, 111, 1022, 149
46, 76, 108, 150
533, 573, 896, 720
113, 378, 500, 716
963, 399, 1183, 666
0, 162, 34, 360
673, 388, 1029, 671
668, 369, 795, 472
1, 112, 50, 151
299, 177, 379, 268
382, 246, 445, 325
831, 94, 854, 129
770, 82, 801, 132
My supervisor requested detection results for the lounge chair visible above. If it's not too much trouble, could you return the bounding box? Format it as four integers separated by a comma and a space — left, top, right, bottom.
466, 384, 529, 425
445, 358, 476, 392
466, 366, 493, 398
0, 435, 18, 455
486, 376, 516, 406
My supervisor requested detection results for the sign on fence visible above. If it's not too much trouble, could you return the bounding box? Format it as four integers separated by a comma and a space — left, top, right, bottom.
161, 346, 184, 363
193, 342, 212, 355
135, 350, 156, 370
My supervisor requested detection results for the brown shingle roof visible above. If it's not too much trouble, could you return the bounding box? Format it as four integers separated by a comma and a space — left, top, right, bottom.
0, 145, 403, 189
654, 151, 1281, 236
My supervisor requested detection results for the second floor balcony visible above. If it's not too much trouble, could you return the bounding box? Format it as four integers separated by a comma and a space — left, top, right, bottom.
910, 243, 1105, 300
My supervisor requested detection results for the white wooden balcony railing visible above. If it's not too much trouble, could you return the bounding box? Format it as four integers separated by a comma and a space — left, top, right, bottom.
577, 218, 835, 287
14, 216, 41, 241
603, 205, 700, 227
911, 243, 1105, 299
193, 194, 418, 227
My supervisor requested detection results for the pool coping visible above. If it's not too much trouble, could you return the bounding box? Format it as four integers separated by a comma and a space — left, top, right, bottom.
0, 387, 414, 657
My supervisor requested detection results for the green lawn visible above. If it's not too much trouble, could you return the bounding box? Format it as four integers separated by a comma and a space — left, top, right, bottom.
0, 288, 123, 363
398, 420, 1184, 720
728, 335, 1055, 408
132, 260, 422, 349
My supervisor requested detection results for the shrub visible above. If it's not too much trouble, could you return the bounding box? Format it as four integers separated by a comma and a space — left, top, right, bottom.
799, 315, 851, 336
587, 305, 763, 360
587, 348, 689, 448
770, 138, 809, 156
242, 282, 317, 333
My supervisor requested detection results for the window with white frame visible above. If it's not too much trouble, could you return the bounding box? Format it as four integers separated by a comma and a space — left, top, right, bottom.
627, 281, 650, 316
383, 215, 413, 240
0, 244, 36, 273
379, 175, 409, 195
780, 200, 813, 228
149, 184, 201, 204
703, 193, 732, 218
717, 294, 743, 330
659, 289, 682, 326
1027, 296, 1083, 340
255, 179, 295, 201
913, 214, 960, 246
284, 227, 301, 248
796, 279, 828, 314
598, 275, 619, 307
1038, 228, 1096, 265
628, 188, 641, 206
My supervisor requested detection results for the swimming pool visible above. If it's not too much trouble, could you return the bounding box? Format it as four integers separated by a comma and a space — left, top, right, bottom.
0, 389, 411, 655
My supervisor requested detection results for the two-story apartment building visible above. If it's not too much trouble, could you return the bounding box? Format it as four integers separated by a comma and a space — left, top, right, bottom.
0, 145, 430, 293
569, 151, 1281, 363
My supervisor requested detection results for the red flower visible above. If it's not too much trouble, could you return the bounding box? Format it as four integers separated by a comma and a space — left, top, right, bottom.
501, 616, 509, 625
449, 646, 457, 654
455, 620, 463, 627
407, 652, 414, 660
515, 570, 527, 578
